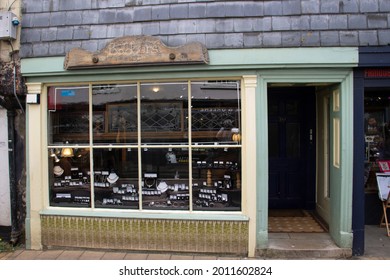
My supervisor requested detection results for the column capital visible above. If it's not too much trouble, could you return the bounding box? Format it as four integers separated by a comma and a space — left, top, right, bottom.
242, 75, 257, 88
26, 82, 42, 94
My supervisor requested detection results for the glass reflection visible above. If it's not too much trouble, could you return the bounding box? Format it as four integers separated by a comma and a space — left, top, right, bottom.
191, 81, 241, 145
92, 84, 138, 144
140, 83, 189, 144
48, 86, 89, 145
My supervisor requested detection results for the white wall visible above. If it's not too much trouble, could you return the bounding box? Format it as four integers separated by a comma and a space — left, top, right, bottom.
0, 109, 10, 226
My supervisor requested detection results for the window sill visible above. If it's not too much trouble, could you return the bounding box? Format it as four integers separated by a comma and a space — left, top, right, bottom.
40, 207, 249, 221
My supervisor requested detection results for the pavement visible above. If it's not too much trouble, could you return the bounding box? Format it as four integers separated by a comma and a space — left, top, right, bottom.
0, 225, 389, 260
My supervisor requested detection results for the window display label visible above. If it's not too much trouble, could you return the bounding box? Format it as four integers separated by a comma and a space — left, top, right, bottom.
61, 90, 76, 96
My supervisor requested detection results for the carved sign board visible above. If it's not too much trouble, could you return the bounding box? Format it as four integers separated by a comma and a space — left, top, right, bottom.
64, 36, 209, 70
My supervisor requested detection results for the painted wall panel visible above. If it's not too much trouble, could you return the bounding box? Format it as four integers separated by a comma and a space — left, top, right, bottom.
0, 109, 10, 226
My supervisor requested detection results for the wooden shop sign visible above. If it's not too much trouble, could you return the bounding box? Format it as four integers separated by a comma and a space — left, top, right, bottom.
64, 36, 209, 70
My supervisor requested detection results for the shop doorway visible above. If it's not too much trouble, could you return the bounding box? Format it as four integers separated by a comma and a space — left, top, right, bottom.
268, 87, 316, 210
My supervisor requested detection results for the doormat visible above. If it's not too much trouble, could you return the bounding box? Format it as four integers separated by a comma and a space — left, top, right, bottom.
268, 209, 306, 217
268, 210, 326, 233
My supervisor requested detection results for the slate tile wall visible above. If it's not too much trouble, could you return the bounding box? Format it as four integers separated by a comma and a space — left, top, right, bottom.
20, 1, 390, 59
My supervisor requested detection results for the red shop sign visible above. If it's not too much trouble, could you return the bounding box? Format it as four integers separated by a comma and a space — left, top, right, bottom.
365, 68, 390, 78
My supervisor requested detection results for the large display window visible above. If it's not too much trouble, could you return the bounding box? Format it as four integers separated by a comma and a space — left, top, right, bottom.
47, 81, 242, 211
364, 89, 390, 191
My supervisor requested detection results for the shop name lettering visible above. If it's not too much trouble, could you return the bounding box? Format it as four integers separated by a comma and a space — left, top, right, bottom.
365, 69, 390, 78
107, 42, 162, 61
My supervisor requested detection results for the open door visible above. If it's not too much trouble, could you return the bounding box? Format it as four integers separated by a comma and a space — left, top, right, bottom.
316, 85, 341, 225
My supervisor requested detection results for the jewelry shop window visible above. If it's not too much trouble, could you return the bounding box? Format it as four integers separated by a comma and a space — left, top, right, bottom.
47, 81, 241, 211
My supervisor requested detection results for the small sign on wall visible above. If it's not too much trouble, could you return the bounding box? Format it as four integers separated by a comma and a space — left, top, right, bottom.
26, 94, 40, 104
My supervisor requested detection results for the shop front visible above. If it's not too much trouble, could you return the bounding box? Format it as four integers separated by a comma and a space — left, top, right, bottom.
22, 36, 358, 257
355, 47, 390, 234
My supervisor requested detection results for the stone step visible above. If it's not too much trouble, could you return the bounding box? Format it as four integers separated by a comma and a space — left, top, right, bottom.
257, 233, 352, 259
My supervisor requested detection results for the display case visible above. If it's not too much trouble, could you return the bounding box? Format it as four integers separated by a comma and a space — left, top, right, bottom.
93, 148, 139, 209
49, 148, 91, 207
141, 148, 190, 210
192, 148, 241, 211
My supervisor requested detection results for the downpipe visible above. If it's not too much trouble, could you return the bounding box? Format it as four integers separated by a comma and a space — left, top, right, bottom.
7, 110, 20, 246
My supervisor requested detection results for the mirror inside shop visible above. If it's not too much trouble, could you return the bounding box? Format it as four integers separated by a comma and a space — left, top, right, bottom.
47, 81, 242, 211
364, 90, 390, 190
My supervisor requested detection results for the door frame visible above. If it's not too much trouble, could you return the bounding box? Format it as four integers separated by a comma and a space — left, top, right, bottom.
256, 69, 354, 250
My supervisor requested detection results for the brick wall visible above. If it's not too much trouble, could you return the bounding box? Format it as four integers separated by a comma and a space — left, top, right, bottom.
20, 0, 390, 57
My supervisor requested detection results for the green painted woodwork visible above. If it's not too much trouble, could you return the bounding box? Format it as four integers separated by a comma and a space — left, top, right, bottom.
24, 47, 358, 252
255, 69, 354, 249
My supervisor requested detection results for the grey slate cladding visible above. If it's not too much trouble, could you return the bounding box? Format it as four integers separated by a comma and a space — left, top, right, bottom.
152, 6, 170, 20
359, 30, 379, 45
19, 0, 390, 58
170, 4, 189, 19
243, 32, 262, 47
282, 1, 301, 15
320, 0, 340, 13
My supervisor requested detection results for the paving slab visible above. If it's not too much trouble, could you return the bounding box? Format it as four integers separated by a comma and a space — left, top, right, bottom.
193, 255, 218, 260
0, 252, 11, 259
146, 253, 171, 260
1, 249, 23, 260
12, 250, 43, 260
36, 250, 64, 260
123, 253, 148, 260
101, 252, 126, 260
79, 250, 106, 260
217, 256, 243, 260
169, 254, 194, 260
56, 250, 85, 260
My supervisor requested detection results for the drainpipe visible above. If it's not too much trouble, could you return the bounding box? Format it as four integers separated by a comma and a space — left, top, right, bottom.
7, 109, 20, 245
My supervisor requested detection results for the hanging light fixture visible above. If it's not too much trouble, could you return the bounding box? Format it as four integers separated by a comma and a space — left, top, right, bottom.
61, 141, 74, 157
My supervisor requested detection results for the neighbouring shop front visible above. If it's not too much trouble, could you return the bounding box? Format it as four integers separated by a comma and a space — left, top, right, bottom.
22, 36, 358, 257
355, 47, 390, 234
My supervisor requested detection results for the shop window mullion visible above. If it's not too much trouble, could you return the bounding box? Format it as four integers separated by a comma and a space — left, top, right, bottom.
89, 83, 95, 209
137, 82, 143, 211
188, 80, 193, 212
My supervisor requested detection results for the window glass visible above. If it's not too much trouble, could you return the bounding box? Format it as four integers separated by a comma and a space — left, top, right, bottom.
364, 90, 390, 191
92, 84, 137, 144
191, 81, 241, 145
48, 148, 91, 207
192, 148, 241, 211
47, 81, 242, 212
48, 86, 89, 145
140, 83, 188, 144
93, 148, 139, 209
141, 148, 189, 210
